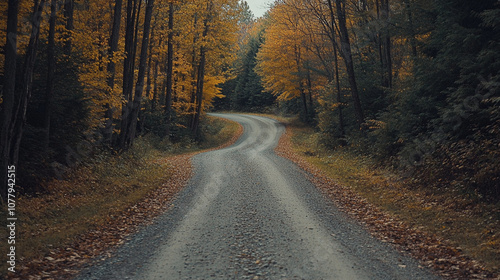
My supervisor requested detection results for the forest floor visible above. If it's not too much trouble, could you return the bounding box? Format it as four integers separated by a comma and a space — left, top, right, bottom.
270, 115, 499, 279
1, 115, 243, 280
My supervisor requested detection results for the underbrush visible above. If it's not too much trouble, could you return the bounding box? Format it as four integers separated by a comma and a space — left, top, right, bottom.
0, 115, 240, 277
288, 124, 499, 274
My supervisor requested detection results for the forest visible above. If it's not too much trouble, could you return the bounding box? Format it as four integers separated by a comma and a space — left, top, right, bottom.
1, 0, 500, 278
1, 0, 499, 208
1, 0, 248, 200
225, 0, 500, 202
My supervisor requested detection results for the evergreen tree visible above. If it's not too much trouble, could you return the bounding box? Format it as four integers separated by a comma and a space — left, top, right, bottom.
233, 35, 274, 110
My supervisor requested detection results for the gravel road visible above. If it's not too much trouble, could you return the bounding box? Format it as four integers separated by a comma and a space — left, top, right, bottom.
76, 113, 440, 280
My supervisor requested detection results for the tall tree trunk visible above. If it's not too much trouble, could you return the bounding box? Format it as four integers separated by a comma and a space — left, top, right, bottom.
0, 0, 20, 203
376, 0, 385, 86
103, 0, 123, 144
11, 0, 46, 166
43, 0, 57, 150
323, 0, 345, 142
63, 0, 73, 54
165, 0, 174, 137
117, 0, 140, 148
146, 28, 154, 104
331, 0, 365, 128
294, 45, 308, 118
107, 0, 123, 89
334, 43, 346, 145
189, 14, 199, 129
151, 35, 162, 111
191, 1, 213, 136
124, 0, 155, 147
131, 0, 142, 74
379, 0, 392, 89
192, 46, 206, 137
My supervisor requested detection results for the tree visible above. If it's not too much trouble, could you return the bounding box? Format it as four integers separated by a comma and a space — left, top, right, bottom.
256, 1, 313, 117
103, 0, 123, 143
165, 0, 175, 136
0, 0, 246, 197
11, 0, 47, 170
117, 0, 141, 149
375, 0, 392, 89
233, 34, 271, 110
170, 0, 240, 136
125, 0, 155, 146
43, 0, 56, 149
332, 0, 365, 127
0, 0, 20, 203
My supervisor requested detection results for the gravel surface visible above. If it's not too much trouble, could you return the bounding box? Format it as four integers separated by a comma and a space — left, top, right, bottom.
76, 113, 441, 280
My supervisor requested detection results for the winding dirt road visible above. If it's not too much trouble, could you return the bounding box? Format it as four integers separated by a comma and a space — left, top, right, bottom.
76, 114, 440, 280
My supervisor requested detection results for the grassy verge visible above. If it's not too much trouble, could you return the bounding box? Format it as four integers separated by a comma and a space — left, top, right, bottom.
285, 122, 499, 274
0, 115, 240, 278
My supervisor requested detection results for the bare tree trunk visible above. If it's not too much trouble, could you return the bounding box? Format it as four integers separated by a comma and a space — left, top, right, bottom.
11, 0, 47, 166
192, 48, 206, 137
103, 0, 123, 144
43, 0, 57, 149
0, 0, 20, 203
152, 59, 159, 111
107, 0, 124, 87
125, 0, 155, 146
131, 0, 142, 76
165, 0, 174, 137
312, 0, 346, 141
294, 45, 308, 118
151, 34, 163, 111
334, 43, 346, 145
379, 0, 392, 89
331, 0, 365, 128
117, 0, 140, 148
146, 28, 154, 104
191, 1, 213, 137
189, 14, 199, 130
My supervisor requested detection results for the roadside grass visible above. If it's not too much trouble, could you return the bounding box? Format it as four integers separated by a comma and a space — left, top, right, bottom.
0, 115, 240, 277
287, 123, 499, 274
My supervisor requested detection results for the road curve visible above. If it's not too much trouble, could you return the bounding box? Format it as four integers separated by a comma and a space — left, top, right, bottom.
76, 113, 440, 280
